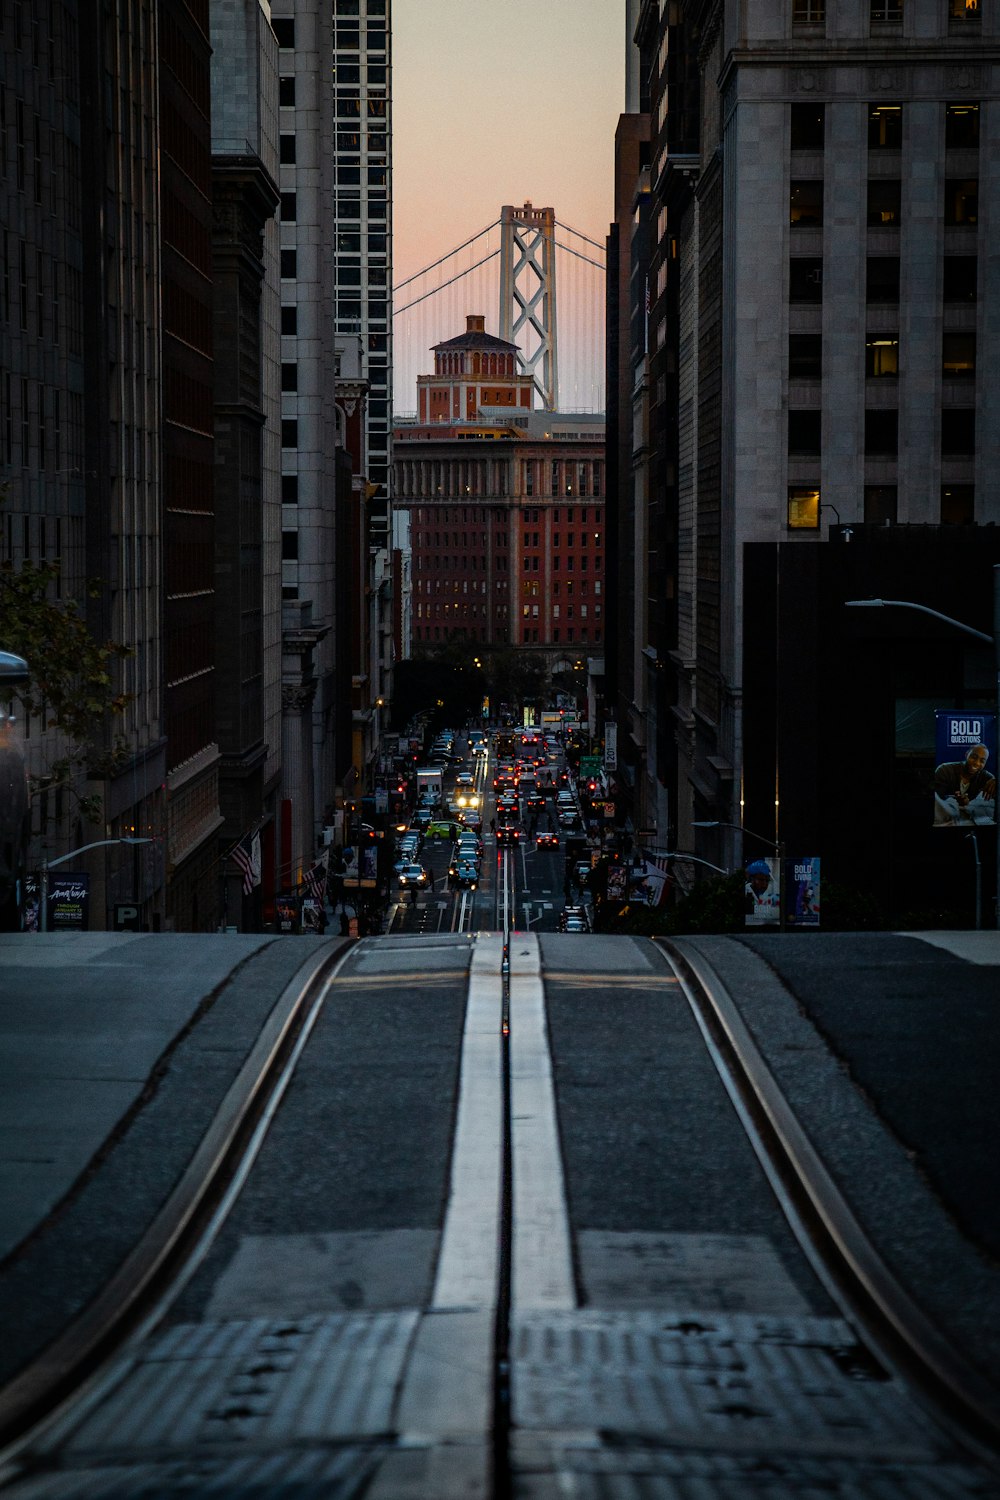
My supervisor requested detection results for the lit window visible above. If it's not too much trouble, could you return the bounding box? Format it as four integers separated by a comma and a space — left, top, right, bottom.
787, 487, 820, 529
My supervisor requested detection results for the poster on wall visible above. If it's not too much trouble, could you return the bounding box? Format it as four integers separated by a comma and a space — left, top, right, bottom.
787, 856, 820, 928
47, 873, 90, 932
933, 712, 997, 826
744, 859, 781, 927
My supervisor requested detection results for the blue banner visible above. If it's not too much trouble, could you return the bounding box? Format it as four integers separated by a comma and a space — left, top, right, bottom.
787, 856, 821, 928
933, 712, 997, 827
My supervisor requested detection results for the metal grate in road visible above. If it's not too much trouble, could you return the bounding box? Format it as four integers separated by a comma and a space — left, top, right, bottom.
511, 1310, 945, 1462
50, 1312, 417, 1456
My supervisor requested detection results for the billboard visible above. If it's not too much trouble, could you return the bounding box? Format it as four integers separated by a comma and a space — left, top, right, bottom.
787, 857, 820, 929
933, 712, 997, 827
47, 873, 90, 931
744, 858, 781, 927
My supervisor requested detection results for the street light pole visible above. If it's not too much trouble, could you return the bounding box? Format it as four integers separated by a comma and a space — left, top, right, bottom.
39, 838, 154, 933
693, 819, 785, 931
847, 565, 1000, 931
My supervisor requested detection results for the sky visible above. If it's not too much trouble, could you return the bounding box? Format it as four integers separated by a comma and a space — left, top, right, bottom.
392, 0, 626, 410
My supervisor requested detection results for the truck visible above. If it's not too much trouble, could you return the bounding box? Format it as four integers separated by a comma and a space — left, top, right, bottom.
415, 766, 443, 806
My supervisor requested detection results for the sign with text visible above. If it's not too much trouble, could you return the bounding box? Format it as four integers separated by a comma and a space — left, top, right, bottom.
933, 711, 997, 827
604, 721, 617, 770
786, 856, 820, 928
47, 873, 90, 932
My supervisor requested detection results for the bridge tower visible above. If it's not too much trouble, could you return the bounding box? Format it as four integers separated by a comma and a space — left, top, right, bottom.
499, 203, 559, 411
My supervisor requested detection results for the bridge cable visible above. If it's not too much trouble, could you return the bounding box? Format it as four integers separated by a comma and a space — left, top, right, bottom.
393, 220, 501, 293
554, 240, 606, 272
554, 218, 607, 253
395, 249, 501, 317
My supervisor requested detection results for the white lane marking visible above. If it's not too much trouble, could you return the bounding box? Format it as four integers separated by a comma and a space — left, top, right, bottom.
432, 934, 505, 1308
508, 934, 576, 1311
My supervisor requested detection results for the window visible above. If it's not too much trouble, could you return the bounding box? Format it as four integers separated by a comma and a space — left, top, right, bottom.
788, 410, 821, 455
789, 258, 823, 302
867, 179, 901, 225
943, 332, 976, 377
281, 362, 298, 392
866, 257, 900, 303
865, 338, 899, 377
943, 256, 977, 302
789, 334, 822, 379
282, 475, 298, 503
944, 179, 978, 225
281, 249, 297, 279
281, 419, 298, 448
864, 485, 897, 524
865, 409, 898, 455
790, 102, 824, 151
790, 180, 824, 226
272, 18, 294, 46
281, 530, 298, 561
792, 0, 825, 19
868, 103, 902, 149
870, 0, 902, 19
787, 488, 820, 529
279, 133, 296, 165
280, 191, 296, 222
281, 305, 297, 335
945, 103, 979, 149
279, 76, 296, 107
941, 484, 974, 523
941, 408, 975, 454
949, 0, 980, 17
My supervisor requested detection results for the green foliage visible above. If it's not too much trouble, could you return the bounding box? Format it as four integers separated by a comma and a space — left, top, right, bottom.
0, 553, 132, 816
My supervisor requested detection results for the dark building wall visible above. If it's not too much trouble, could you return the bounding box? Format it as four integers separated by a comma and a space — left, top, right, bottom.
160, 0, 215, 773
743, 527, 1000, 926
211, 161, 279, 847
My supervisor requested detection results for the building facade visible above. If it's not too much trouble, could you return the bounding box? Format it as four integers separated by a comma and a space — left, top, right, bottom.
210, 0, 283, 929
395, 317, 606, 668
1, 0, 168, 929
610, 0, 1000, 876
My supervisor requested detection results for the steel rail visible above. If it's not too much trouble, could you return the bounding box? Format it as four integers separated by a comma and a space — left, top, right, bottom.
659, 937, 1000, 1458
0, 939, 355, 1461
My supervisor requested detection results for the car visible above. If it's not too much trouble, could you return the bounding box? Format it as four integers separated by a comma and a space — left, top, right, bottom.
525, 794, 545, 812
574, 859, 593, 885
559, 811, 581, 830
455, 771, 475, 787
411, 809, 432, 830
453, 860, 479, 889
397, 863, 429, 889
456, 833, 483, 856
459, 811, 482, 831
398, 838, 421, 859
561, 915, 588, 933
497, 825, 521, 845
427, 819, 460, 841
454, 791, 479, 810
535, 831, 559, 849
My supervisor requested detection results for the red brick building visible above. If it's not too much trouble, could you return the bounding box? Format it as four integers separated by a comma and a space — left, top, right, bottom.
394, 317, 606, 659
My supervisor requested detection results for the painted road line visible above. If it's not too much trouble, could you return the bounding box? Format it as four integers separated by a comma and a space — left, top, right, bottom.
507, 933, 576, 1311
432, 934, 505, 1308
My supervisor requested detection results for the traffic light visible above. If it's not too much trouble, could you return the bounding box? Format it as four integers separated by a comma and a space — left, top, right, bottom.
587, 779, 598, 795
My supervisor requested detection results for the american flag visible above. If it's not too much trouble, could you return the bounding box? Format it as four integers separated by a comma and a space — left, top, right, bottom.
303, 849, 328, 903
230, 832, 261, 896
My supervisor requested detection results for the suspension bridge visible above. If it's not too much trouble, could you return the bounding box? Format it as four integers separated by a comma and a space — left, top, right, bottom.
392, 203, 607, 417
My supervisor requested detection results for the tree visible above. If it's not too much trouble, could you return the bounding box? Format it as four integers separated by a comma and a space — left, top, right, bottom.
0, 553, 132, 821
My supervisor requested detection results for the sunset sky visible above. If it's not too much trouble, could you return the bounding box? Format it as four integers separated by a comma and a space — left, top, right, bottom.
392, 0, 626, 409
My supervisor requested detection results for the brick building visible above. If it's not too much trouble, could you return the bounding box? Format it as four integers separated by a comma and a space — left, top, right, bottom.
395, 317, 606, 663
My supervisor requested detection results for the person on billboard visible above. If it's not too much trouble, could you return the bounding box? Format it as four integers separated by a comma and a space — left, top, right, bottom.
933, 744, 996, 826
744, 859, 780, 923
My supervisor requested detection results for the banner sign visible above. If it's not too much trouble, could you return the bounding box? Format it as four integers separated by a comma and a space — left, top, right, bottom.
47, 873, 89, 932
933, 712, 997, 826
604, 722, 618, 770
359, 844, 378, 888
744, 858, 781, 927
606, 864, 628, 900
787, 856, 820, 928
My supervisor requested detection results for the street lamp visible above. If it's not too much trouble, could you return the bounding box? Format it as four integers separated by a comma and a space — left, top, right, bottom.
693, 820, 785, 931
846, 567, 1000, 930
39, 838, 154, 933
651, 850, 730, 877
